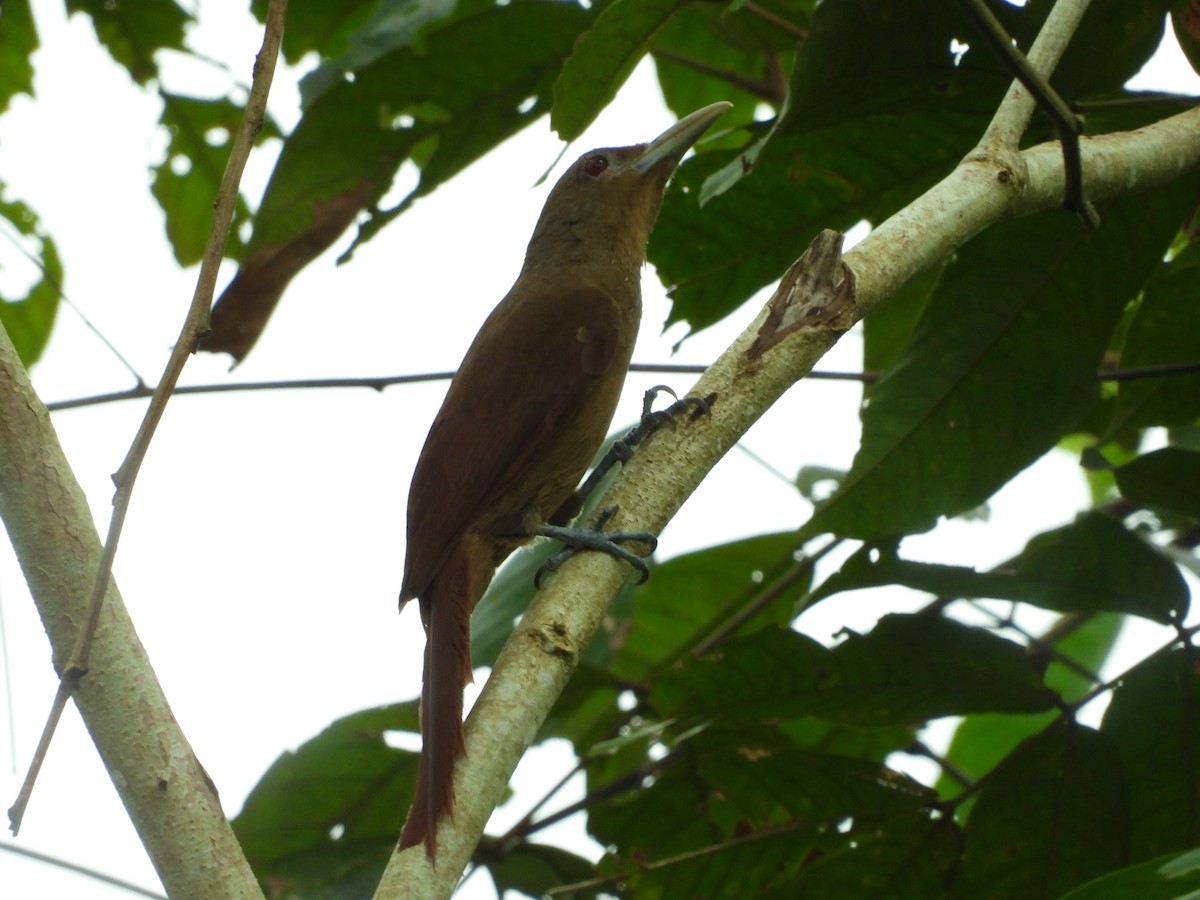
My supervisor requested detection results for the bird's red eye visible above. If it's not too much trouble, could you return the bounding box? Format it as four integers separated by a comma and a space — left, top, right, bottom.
583, 155, 609, 177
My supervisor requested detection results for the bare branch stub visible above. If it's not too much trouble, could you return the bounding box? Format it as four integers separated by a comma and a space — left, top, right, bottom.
746, 229, 856, 361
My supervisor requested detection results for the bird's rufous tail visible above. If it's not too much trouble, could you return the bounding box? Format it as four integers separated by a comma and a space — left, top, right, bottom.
398, 549, 475, 858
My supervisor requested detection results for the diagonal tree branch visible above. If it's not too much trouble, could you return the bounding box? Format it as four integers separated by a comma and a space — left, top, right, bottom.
1, 0, 289, 895
375, 96, 1200, 900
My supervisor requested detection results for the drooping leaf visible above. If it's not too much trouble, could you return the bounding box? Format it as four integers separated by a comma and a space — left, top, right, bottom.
651, 0, 1009, 335
0, 0, 37, 115
65, 0, 190, 85
251, 0, 418, 69
802, 176, 1200, 542
952, 721, 1130, 899
0, 189, 61, 367
1109, 242, 1200, 436
608, 531, 808, 682
1176, 1, 1200, 77
652, 1, 805, 123
206, 0, 594, 361
153, 93, 280, 266
233, 703, 418, 893
651, 616, 1055, 728
1060, 847, 1200, 900
483, 840, 596, 898
552, 0, 686, 141
935, 612, 1124, 803
812, 513, 1186, 622
1114, 446, 1200, 518
765, 809, 963, 899
1102, 649, 1200, 862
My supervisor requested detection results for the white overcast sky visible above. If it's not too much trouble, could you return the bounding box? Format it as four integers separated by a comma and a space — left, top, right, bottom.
1, 4, 1198, 898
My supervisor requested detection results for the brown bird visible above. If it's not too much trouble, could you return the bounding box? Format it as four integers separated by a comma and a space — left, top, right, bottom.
397, 102, 731, 858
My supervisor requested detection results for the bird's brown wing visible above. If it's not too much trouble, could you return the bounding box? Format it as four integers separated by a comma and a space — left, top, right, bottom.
401, 283, 636, 603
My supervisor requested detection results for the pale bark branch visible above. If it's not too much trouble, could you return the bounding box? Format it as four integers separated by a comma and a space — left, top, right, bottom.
376, 99, 1200, 900
2, 0, 289, 896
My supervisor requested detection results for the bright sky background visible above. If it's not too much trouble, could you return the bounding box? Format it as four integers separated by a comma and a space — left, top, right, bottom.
1, 4, 1198, 897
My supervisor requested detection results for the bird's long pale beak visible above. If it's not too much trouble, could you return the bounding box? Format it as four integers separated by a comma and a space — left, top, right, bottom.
629, 101, 733, 174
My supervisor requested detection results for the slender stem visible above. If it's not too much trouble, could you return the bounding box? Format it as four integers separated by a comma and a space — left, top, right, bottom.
960, 0, 1098, 226
8, 0, 288, 840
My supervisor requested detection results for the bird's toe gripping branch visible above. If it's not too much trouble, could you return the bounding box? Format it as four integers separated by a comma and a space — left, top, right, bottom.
535, 506, 658, 588
575, 386, 715, 502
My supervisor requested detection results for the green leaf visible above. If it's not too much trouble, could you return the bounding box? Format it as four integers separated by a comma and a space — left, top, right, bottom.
65, 0, 190, 85
812, 513, 1187, 623
861, 258, 945, 383
1110, 242, 1200, 435
609, 531, 808, 681
766, 809, 963, 899
590, 728, 936, 896
1015, 513, 1188, 622
233, 704, 418, 893
552, 0, 685, 141
935, 613, 1123, 802
651, 0, 1009, 336
1060, 847, 1200, 900
152, 94, 280, 266
952, 721, 1130, 899
0, 0, 37, 115
803, 177, 1200, 542
207, 0, 593, 360
652, 616, 1054, 728
652, 2, 803, 123
251, 0, 382, 67
1102, 649, 1200, 862
295, 0, 459, 108
1175, 1, 1200, 77
1115, 447, 1200, 518
483, 841, 596, 898
0, 189, 61, 367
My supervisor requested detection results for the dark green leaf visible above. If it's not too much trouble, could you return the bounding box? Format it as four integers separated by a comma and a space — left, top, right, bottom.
207, 0, 593, 360
295, 0, 460, 108
1115, 447, 1200, 518
153, 94, 280, 266
652, 617, 1054, 727
0, 0, 37, 115
862, 258, 945, 383
766, 809, 963, 899
812, 514, 1186, 622
1102, 649, 1200, 862
652, 2, 803, 122
935, 612, 1123, 801
590, 728, 933, 897
952, 721, 1130, 899
1060, 847, 1200, 900
609, 531, 808, 681
482, 840, 596, 898
1015, 512, 1188, 622
252, 0, 403, 68
652, 0, 1012, 336
1175, 2, 1200, 77
0, 190, 61, 366
65, 0, 190, 85
233, 704, 418, 892
803, 178, 1200, 541
552, 0, 685, 141
1110, 242, 1200, 435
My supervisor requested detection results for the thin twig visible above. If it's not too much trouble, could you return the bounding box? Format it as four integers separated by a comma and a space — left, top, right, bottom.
8, 0, 288, 835
742, 1, 808, 41
959, 0, 1098, 227
0, 840, 167, 899
651, 45, 784, 105
42, 357, 1200, 414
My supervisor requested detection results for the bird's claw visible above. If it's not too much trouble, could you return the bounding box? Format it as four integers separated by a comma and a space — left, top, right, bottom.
535, 507, 657, 587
